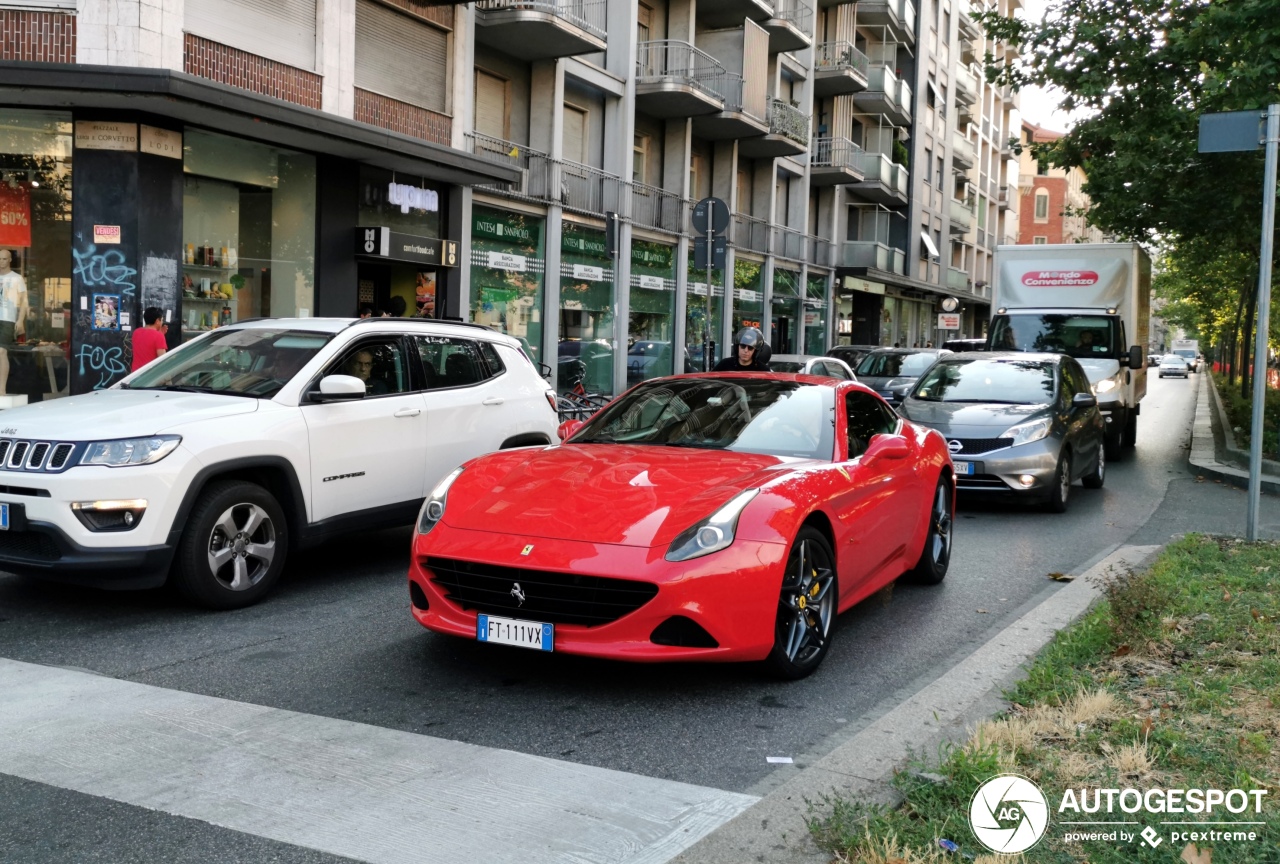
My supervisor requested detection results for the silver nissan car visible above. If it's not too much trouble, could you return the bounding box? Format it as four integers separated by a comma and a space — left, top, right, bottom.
898, 352, 1105, 512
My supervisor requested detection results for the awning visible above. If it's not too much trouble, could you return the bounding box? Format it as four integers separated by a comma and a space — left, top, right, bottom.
920, 231, 941, 259
0, 61, 521, 188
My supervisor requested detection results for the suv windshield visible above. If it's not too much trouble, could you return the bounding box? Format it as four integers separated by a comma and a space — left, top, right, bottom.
988, 314, 1119, 359
856, 352, 938, 378
127, 328, 333, 398
571, 377, 835, 459
912, 358, 1057, 404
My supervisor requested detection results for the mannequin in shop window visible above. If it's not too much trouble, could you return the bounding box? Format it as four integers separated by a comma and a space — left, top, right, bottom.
0, 249, 29, 397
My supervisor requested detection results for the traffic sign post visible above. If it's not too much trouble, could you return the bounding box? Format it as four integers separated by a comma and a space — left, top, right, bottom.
692, 197, 729, 371
1199, 104, 1279, 541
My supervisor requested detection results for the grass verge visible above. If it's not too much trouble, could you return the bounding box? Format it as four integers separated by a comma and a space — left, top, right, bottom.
808, 535, 1280, 863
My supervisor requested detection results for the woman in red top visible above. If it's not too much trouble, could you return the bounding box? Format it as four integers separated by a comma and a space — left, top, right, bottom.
131, 307, 169, 371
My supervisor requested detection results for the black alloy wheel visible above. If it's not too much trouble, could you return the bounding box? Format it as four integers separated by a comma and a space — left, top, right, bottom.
766, 526, 837, 680
1045, 450, 1072, 513
905, 475, 953, 584
1082, 437, 1106, 489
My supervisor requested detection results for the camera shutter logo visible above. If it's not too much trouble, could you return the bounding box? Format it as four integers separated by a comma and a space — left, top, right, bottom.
969, 774, 1050, 854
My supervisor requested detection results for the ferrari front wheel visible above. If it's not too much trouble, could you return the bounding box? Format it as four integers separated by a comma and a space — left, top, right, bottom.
765, 526, 837, 680
905, 475, 952, 585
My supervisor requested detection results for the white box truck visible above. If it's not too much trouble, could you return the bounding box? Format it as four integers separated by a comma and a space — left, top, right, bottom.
1170, 338, 1201, 372
987, 243, 1150, 460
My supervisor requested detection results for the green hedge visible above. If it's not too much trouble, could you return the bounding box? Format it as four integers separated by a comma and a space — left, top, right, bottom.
1211, 371, 1280, 454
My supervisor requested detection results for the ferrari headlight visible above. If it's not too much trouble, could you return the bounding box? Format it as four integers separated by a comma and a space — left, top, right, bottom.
665, 489, 759, 562
1003, 418, 1052, 448
80, 436, 181, 467
1093, 377, 1118, 394
417, 467, 464, 534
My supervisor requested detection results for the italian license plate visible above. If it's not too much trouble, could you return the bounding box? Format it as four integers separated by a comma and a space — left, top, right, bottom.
0, 502, 8, 530
477, 614, 554, 652
953, 461, 974, 475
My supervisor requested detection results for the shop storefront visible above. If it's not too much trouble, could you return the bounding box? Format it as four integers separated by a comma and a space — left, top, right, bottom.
355, 166, 446, 318
731, 257, 764, 339
881, 292, 936, 347
558, 223, 614, 396
804, 272, 828, 355
627, 238, 677, 385
770, 267, 801, 355
686, 259, 725, 372
468, 205, 546, 366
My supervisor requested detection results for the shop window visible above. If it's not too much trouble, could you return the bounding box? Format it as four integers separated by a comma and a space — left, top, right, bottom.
731, 257, 764, 336
469, 206, 545, 367
771, 269, 801, 355
628, 239, 676, 384
686, 258, 724, 373
0, 109, 73, 399
559, 223, 614, 396
181, 129, 315, 332
804, 273, 828, 355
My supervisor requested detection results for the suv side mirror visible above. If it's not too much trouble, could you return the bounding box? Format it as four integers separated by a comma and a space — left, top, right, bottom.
1122, 345, 1144, 368
313, 374, 367, 402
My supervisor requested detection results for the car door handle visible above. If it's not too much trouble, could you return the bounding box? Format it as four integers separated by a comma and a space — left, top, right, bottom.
482, 397, 505, 406
394, 407, 422, 417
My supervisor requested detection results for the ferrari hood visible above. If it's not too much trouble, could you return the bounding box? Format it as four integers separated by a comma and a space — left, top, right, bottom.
444, 444, 800, 547
0, 390, 259, 439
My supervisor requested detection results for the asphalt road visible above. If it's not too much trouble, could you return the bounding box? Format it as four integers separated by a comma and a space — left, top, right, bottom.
1, 372, 1276, 856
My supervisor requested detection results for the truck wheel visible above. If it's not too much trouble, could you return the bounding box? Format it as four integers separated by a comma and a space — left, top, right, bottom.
1122, 411, 1137, 449
173, 480, 288, 610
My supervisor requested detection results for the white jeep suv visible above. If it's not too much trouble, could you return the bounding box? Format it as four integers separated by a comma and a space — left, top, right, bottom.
0, 318, 559, 608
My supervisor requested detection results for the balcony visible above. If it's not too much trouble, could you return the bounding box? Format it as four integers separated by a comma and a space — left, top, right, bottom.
948, 196, 974, 233
959, 35, 977, 65
841, 241, 905, 274
848, 151, 908, 204
851, 65, 900, 119
474, 0, 606, 61
850, 0, 915, 43
999, 84, 1018, 109
952, 132, 976, 169
809, 137, 865, 185
467, 132, 556, 201
558, 159, 626, 215
762, 0, 813, 53
698, 0, 774, 29
958, 8, 980, 40
691, 72, 769, 140
773, 225, 808, 261
631, 182, 688, 234
813, 41, 869, 97
946, 267, 971, 291
809, 235, 833, 267
739, 98, 810, 158
957, 96, 975, 126
997, 184, 1013, 210
953, 62, 980, 106
732, 213, 771, 254
635, 41, 727, 118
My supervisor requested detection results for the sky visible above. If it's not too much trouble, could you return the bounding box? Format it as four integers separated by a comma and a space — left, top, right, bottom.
1008, 0, 1090, 134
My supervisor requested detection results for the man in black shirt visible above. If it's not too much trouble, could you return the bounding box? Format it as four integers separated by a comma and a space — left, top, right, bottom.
713, 327, 772, 371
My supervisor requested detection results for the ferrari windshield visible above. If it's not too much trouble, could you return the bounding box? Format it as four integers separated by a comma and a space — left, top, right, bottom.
126, 328, 332, 398
571, 377, 836, 459
912, 358, 1057, 404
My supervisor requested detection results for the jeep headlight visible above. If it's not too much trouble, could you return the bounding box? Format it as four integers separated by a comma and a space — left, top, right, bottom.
1003, 418, 1052, 448
417, 467, 464, 534
1093, 378, 1118, 394
665, 489, 759, 562
80, 436, 181, 467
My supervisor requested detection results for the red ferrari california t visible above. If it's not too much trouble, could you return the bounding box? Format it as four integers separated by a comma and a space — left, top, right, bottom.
408, 373, 954, 678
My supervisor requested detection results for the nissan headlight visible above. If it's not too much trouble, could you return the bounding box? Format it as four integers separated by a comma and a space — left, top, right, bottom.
1093, 378, 1118, 394
665, 489, 759, 562
417, 467, 464, 534
1003, 418, 1052, 448
80, 436, 181, 467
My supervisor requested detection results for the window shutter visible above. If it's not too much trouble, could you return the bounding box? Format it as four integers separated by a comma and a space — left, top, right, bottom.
185, 0, 317, 71
475, 71, 508, 140
355, 0, 448, 113
563, 105, 587, 164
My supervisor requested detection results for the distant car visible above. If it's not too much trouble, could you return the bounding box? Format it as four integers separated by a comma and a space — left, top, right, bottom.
1170, 349, 1200, 372
854, 348, 951, 406
825, 344, 879, 370
626, 340, 677, 384
1148, 352, 1163, 368
408, 373, 954, 679
943, 338, 988, 353
769, 354, 857, 380
899, 352, 1105, 512
1158, 354, 1190, 378
558, 339, 613, 393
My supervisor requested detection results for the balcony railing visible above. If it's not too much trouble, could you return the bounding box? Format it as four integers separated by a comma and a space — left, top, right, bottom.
841, 241, 905, 274
767, 98, 810, 145
814, 41, 869, 76
954, 63, 980, 103
466, 132, 556, 200
773, 225, 807, 261
559, 158, 626, 215
475, 0, 607, 38
952, 133, 976, 168
631, 182, 688, 234
853, 151, 895, 187
808, 235, 833, 267
946, 267, 970, 291
811, 137, 864, 171
949, 196, 974, 232
997, 184, 1012, 209
635, 40, 726, 100
732, 213, 771, 254
706, 71, 750, 115
772, 0, 813, 32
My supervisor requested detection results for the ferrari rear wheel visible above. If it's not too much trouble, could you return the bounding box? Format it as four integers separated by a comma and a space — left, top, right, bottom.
905, 475, 952, 585
765, 526, 837, 680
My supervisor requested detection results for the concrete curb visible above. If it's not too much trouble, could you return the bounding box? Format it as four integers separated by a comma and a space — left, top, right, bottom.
1188, 372, 1280, 495
668, 544, 1164, 864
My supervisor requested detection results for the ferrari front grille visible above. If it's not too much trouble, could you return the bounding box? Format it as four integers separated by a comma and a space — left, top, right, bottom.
425, 557, 658, 627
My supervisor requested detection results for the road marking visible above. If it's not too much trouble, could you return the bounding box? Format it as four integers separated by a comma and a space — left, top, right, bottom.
0, 659, 756, 864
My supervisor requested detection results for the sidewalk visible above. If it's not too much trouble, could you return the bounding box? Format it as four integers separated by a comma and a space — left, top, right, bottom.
1188, 370, 1280, 495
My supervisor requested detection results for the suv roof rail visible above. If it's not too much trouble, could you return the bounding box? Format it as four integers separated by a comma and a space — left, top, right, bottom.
343, 316, 496, 333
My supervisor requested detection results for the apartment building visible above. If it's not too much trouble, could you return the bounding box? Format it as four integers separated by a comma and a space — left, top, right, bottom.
1017, 120, 1105, 245
0, 0, 1019, 398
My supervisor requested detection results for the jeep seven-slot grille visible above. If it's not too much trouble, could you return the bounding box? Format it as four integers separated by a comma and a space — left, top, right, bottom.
948, 437, 1014, 456
0, 439, 77, 472
426, 557, 659, 627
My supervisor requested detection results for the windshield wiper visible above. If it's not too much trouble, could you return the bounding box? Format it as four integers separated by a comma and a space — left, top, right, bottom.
943, 398, 1037, 405
572, 436, 618, 444
134, 384, 212, 393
